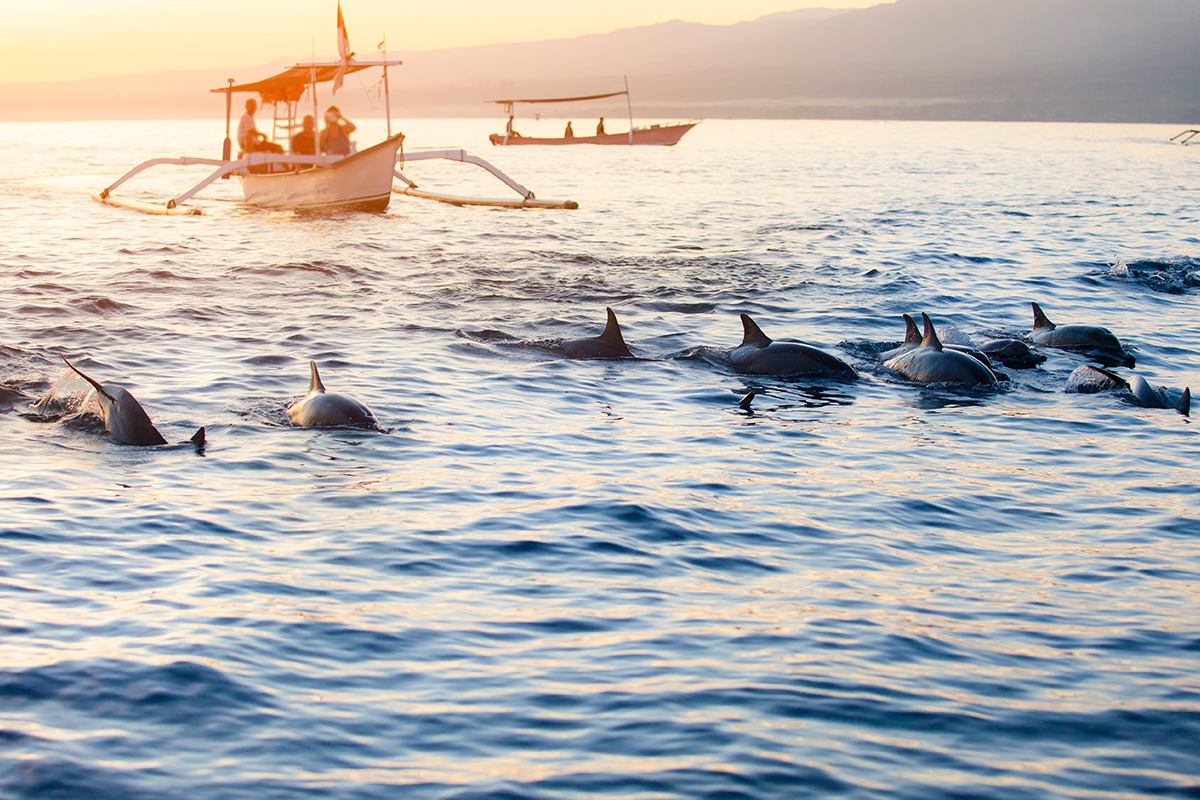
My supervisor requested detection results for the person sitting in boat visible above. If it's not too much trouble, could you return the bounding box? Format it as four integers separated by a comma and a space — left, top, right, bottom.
319, 106, 357, 155
505, 116, 521, 138
564, 121, 574, 138
596, 118, 605, 135
238, 98, 283, 154
291, 115, 317, 155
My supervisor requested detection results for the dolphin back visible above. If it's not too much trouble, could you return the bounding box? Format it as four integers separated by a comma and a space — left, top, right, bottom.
104, 385, 169, 446
1029, 303, 1127, 363
287, 392, 377, 428
288, 361, 377, 428
562, 307, 634, 359
885, 316, 996, 385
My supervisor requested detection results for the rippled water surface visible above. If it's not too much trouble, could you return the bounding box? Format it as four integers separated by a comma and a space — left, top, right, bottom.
2, 119, 1199, 799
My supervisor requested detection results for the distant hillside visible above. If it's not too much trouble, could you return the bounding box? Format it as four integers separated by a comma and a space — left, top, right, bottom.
2, 1, 1197, 123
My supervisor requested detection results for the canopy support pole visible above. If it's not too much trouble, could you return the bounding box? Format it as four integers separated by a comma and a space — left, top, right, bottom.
223, 79, 233, 164
624, 75, 634, 145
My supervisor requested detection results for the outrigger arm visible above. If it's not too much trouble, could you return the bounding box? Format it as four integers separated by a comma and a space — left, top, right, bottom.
93, 153, 344, 215
93, 149, 577, 214
394, 149, 578, 209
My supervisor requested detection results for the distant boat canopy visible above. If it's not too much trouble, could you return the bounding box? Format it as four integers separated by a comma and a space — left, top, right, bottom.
489, 91, 628, 108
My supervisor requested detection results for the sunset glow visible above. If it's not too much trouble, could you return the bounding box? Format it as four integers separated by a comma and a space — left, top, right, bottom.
3, 0, 875, 86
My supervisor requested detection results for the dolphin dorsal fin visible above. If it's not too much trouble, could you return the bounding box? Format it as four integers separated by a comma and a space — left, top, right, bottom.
1031, 302, 1055, 331
902, 314, 921, 345
308, 361, 326, 393
61, 354, 116, 404
601, 307, 628, 350
740, 314, 772, 347
1178, 387, 1191, 416
920, 313, 943, 351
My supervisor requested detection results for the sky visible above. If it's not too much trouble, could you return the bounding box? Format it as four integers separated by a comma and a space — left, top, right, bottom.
3, 0, 875, 86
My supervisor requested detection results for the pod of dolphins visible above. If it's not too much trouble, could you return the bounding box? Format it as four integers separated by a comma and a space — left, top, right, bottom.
30, 300, 1189, 447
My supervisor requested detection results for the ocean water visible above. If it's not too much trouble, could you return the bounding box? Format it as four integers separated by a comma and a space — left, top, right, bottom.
1, 117, 1198, 799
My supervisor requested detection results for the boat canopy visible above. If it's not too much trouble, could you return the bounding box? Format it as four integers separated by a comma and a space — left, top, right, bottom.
489, 90, 627, 106
212, 61, 396, 104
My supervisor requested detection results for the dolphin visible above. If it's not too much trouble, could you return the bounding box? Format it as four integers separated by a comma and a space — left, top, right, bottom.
881, 313, 995, 369
286, 361, 378, 428
883, 313, 998, 385
1065, 364, 1128, 394
561, 307, 635, 359
1030, 302, 1133, 366
60, 355, 170, 446
979, 338, 1046, 369
731, 314, 857, 379
1132, 375, 1191, 415
1065, 366, 1190, 415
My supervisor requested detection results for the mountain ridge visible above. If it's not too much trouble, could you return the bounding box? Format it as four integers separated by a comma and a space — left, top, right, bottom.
2, 0, 1196, 123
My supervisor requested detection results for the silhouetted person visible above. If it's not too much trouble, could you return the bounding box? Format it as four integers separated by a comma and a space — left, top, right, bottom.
320, 105, 357, 155
237, 98, 283, 154
596, 118, 605, 135
291, 115, 317, 155
564, 121, 574, 138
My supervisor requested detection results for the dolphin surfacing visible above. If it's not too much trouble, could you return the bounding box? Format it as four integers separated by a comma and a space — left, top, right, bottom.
979, 338, 1046, 369
881, 313, 995, 370
883, 314, 998, 386
561, 307, 635, 359
1030, 302, 1133, 366
1132, 376, 1191, 415
286, 361, 378, 429
60, 356, 169, 446
730, 314, 857, 379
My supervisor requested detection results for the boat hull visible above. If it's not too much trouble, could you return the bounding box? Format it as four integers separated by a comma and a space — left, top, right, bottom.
239, 135, 403, 211
489, 122, 698, 147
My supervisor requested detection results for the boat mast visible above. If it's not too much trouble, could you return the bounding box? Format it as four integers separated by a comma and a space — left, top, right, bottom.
624, 75, 633, 144
381, 37, 392, 138
311, 40, 320, 157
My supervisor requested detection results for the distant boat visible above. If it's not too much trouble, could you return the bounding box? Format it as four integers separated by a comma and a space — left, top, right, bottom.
488, 78, 699, 147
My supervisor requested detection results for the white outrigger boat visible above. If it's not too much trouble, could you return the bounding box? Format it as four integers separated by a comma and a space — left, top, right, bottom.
93, 9, 576, 215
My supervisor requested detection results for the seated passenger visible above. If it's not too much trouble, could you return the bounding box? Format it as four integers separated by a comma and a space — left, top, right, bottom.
292, 115, 317, 155
238, 98, 284, 154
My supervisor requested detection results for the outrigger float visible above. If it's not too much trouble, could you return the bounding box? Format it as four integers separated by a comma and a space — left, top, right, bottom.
488, 77, 699, 147
92, 11, 576, 215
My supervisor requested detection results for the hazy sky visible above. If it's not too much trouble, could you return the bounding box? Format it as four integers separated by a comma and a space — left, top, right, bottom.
4, 0, 875, 85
